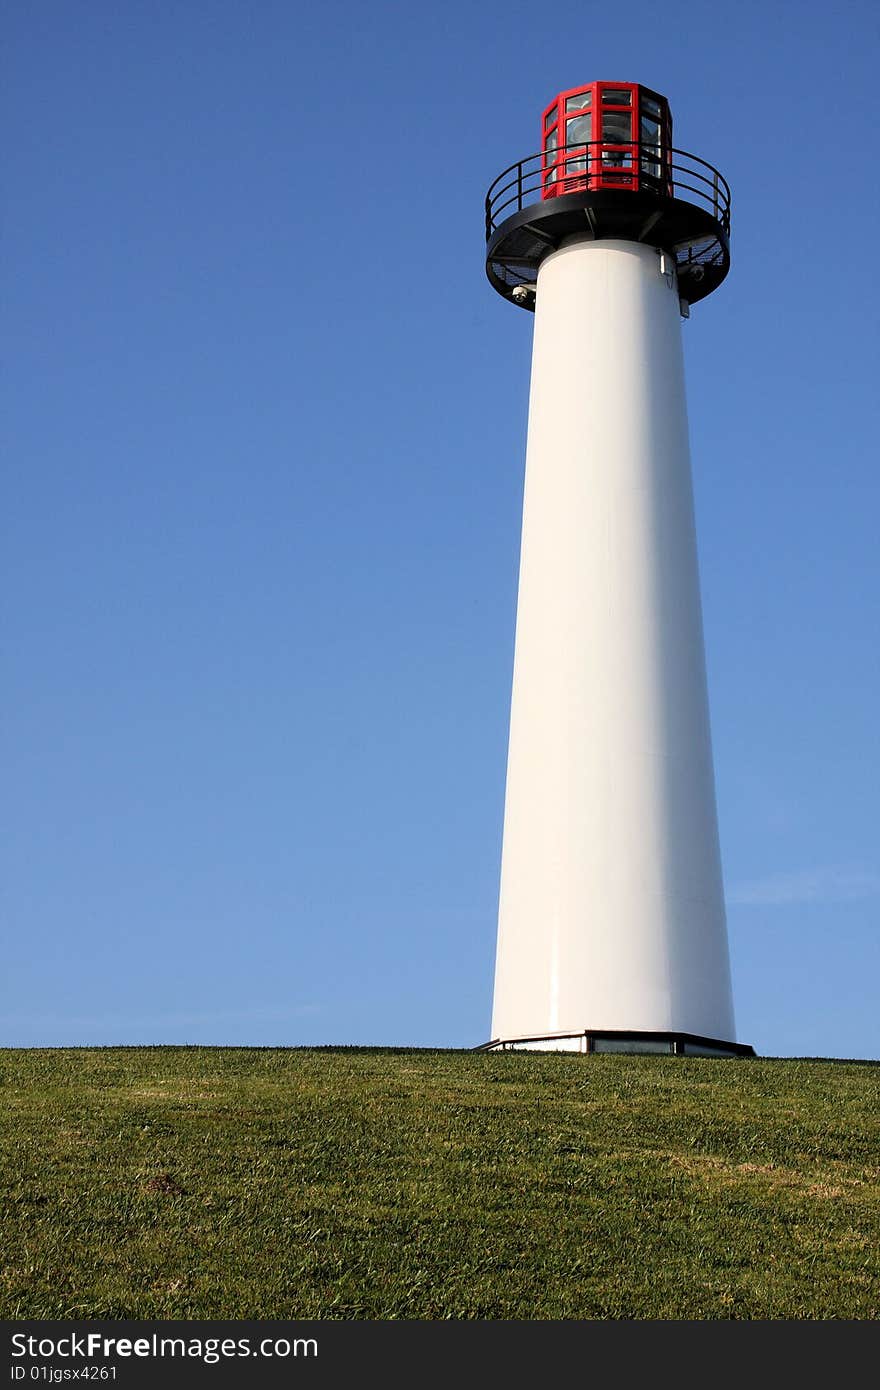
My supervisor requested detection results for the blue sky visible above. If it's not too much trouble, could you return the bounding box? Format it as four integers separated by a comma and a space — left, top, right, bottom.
3, 1, 878, 1058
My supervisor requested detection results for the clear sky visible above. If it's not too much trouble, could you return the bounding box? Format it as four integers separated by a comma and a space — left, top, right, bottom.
3, 1, 878, 1059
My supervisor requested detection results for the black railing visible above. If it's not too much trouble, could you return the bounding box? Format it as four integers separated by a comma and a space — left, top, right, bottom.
485, 141, 731, 241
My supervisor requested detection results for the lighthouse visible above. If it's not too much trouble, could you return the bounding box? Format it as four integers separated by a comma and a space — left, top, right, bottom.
483, 81, 753, 1057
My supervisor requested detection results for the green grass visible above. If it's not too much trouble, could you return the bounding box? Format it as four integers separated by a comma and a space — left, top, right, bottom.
1, 1047, 878, 1319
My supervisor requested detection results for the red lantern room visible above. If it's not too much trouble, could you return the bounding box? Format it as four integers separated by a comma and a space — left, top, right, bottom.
541, 81, 673, 197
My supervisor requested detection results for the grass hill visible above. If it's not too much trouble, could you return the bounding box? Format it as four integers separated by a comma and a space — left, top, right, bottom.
1, 1046, 878, 1319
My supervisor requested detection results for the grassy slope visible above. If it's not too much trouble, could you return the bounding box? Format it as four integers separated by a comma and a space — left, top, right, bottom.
1, 1047, 878, 1320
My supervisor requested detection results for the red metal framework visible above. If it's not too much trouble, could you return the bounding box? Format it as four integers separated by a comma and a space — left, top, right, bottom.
542, 81, 673, 197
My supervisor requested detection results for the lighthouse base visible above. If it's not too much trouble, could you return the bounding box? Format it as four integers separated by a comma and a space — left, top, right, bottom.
477, 1030, 755, 1058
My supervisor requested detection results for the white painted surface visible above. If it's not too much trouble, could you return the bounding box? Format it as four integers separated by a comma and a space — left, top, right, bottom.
491, 238, 736, 1046
502, 1036, 588, 1053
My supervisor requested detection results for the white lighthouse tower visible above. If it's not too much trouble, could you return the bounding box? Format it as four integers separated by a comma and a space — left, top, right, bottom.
483, 81, 752, 1057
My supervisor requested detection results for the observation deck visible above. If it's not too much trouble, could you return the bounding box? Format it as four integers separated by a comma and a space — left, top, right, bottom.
485, 82, 730, 310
